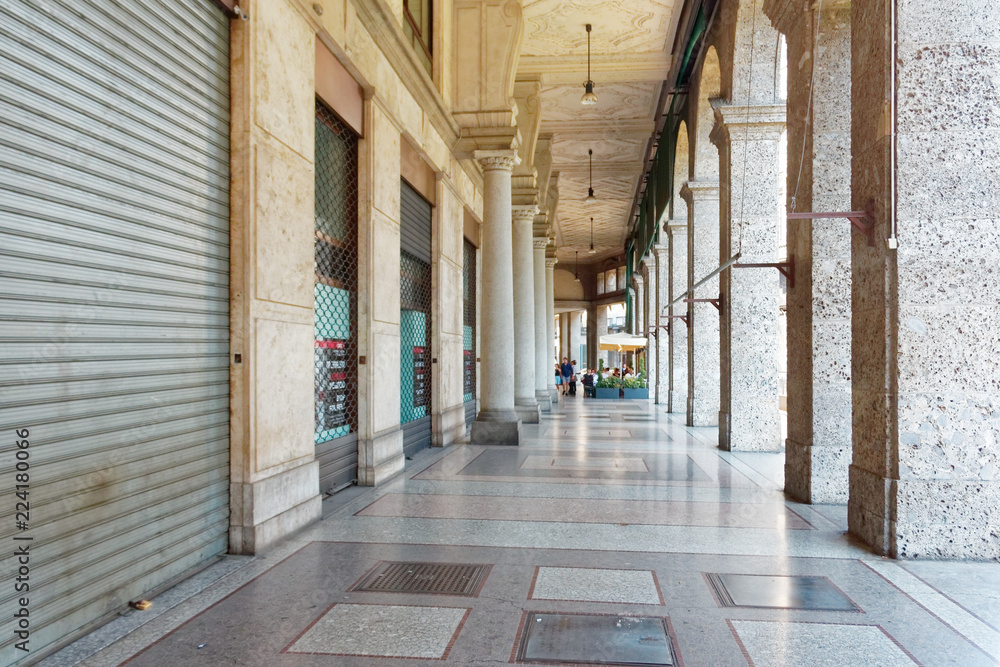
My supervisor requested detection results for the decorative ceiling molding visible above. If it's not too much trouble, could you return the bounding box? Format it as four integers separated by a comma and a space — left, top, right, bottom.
520, 0, 677, 57
539, 81, 659, 122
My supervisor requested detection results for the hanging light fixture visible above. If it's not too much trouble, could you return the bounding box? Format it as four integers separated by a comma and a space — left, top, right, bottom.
574, 250, 581, 282
581, 23, 597, 105
585, 149, 596, 204
589, 216, 596, 254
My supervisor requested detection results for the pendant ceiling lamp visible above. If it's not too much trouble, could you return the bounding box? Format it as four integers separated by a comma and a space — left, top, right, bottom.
585, 148, 596, 204
574, 250, 581, 282
589, 216, 596, 253
581, 23, 597, 105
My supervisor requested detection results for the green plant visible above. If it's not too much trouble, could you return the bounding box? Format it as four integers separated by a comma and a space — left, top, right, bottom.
595, 375, 620, 389
598, 358, 604, 373
638, 356, 645, 377
623, 374, 646, 389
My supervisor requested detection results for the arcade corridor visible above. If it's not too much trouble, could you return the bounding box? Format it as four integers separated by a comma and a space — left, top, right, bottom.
42, 397, 1000, 666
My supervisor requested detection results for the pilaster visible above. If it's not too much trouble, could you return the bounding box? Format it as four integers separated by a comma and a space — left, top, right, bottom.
471, 150, 521, 445
713, 105, 786, 452
512, 205, 540, 423
682, 181, 721, 427
533, 237, 552, 411
544, 255, 559, 403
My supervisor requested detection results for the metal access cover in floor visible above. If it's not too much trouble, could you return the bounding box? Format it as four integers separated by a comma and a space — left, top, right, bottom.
517, 613, 675, 665
351, 561, 490, 596
706, 573, 859, 611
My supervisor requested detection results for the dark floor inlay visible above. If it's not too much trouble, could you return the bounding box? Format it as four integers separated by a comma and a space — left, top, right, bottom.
706, 573, 859, 611
516, 612, 675, 665
351, 561, 490, 596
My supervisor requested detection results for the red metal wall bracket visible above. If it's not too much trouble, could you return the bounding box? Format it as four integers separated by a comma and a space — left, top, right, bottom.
733, 255, 796, 289
787, 199, 877, 247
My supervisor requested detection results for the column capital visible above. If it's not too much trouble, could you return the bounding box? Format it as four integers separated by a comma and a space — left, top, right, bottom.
475, 149, 521, 172
665, 218, 688, 235
712, 104, 787, 146
545, 257, 559, 269
511, 205, 538, 223
680, 180, 720, 204
533, 237, 549, 250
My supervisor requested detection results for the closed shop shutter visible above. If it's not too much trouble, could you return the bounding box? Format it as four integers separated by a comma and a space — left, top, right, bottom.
314, 103, 359, 495
400, 181, 433, 457
463, 239, 477, 429
0, 0, 230, 661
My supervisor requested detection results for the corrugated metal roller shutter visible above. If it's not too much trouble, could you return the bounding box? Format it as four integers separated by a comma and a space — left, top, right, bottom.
0, 0, 230, 662
400, 181, 433, 457
400, 181, 432, 263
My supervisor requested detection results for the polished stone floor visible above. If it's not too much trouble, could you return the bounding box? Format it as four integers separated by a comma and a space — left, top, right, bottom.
42, 395, 1000, 666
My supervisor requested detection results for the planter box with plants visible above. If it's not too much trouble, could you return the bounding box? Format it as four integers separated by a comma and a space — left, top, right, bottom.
622, 374, 648, 399
594, 375, 621, 399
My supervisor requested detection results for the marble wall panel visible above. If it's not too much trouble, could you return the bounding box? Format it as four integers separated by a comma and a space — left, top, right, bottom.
372, 105, 402, 219
371, 208, 401, 325
254, 0, 315, 161
253, 139, 315, 307
254, 319, 315, 472
371, 327, 403, 433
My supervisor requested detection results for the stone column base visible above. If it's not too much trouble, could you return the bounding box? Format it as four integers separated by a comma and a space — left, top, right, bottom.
515, 403, 541, 424
472, 410, 521, 446
548, 385, 559, 404
433, 404, 467, 447
784, 437, 850, 504
718, 411, 731, 451
357, 425, 404, 486
229, 459, 321, 555
535, 390, 552, 412
687, 398, 717, 427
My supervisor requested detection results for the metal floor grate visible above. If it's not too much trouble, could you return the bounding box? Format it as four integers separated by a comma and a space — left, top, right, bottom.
351, 561, 490, 596
706, 573, 859, 611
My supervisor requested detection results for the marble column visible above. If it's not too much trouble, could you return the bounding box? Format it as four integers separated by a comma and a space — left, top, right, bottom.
713, 105, 786, 451
766, 0, 853, 503
586, 304, 599, 371
652, 244, 671, 406
568, 311, 583, 370
640, 261, 656, 392
848, 0, 1000, 560
666, 222, 689, 413
511, 206, 540, 423
595, 304, 609, 371
545, 256, 558, 403
471, 151, 521, 445
533, 238, 552, 411
633, 273, 646, 378
683, 182, 721, 426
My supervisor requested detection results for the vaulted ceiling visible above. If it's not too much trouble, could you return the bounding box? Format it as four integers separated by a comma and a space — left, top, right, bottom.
517, 0, 681, 263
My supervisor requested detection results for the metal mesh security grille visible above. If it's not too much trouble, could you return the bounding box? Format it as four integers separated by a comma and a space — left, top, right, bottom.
314, 103, 359, 457
400, 249, 433, 424
463, 239, 477, 404
351, 561, 491, 596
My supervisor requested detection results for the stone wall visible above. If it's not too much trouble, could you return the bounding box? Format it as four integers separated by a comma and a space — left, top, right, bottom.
849, 0, 1000, 559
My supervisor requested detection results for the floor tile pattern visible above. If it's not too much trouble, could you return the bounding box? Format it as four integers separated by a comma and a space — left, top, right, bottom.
286, 603, 469, 658
530, 567, 662, 605
729, 620, 917, 667
357, 493, 813, 529
517, 613, 674, 665
43, 393, 1000, 667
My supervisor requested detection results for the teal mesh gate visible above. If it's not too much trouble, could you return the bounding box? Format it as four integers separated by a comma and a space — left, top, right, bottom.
463, 238, 476, 427
314, 102, 359, 494
400, 249, 433, 455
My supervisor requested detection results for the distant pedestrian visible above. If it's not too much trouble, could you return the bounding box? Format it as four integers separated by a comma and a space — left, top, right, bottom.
559, 357, 572, 395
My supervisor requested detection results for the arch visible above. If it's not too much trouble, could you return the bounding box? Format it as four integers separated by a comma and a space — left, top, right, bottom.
553, 267, 584, 300
671, 120, 689, 222
730, 0, 783, 105
690, 45, 722, 181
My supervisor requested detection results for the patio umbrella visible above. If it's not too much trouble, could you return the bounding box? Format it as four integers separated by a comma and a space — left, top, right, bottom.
598, 332, 648, 352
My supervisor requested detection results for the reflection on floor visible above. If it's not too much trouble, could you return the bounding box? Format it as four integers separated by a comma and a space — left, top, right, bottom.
42, 395, 1000, 667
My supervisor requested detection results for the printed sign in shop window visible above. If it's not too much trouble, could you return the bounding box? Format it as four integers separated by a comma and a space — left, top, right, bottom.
413, 346, 429, 408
